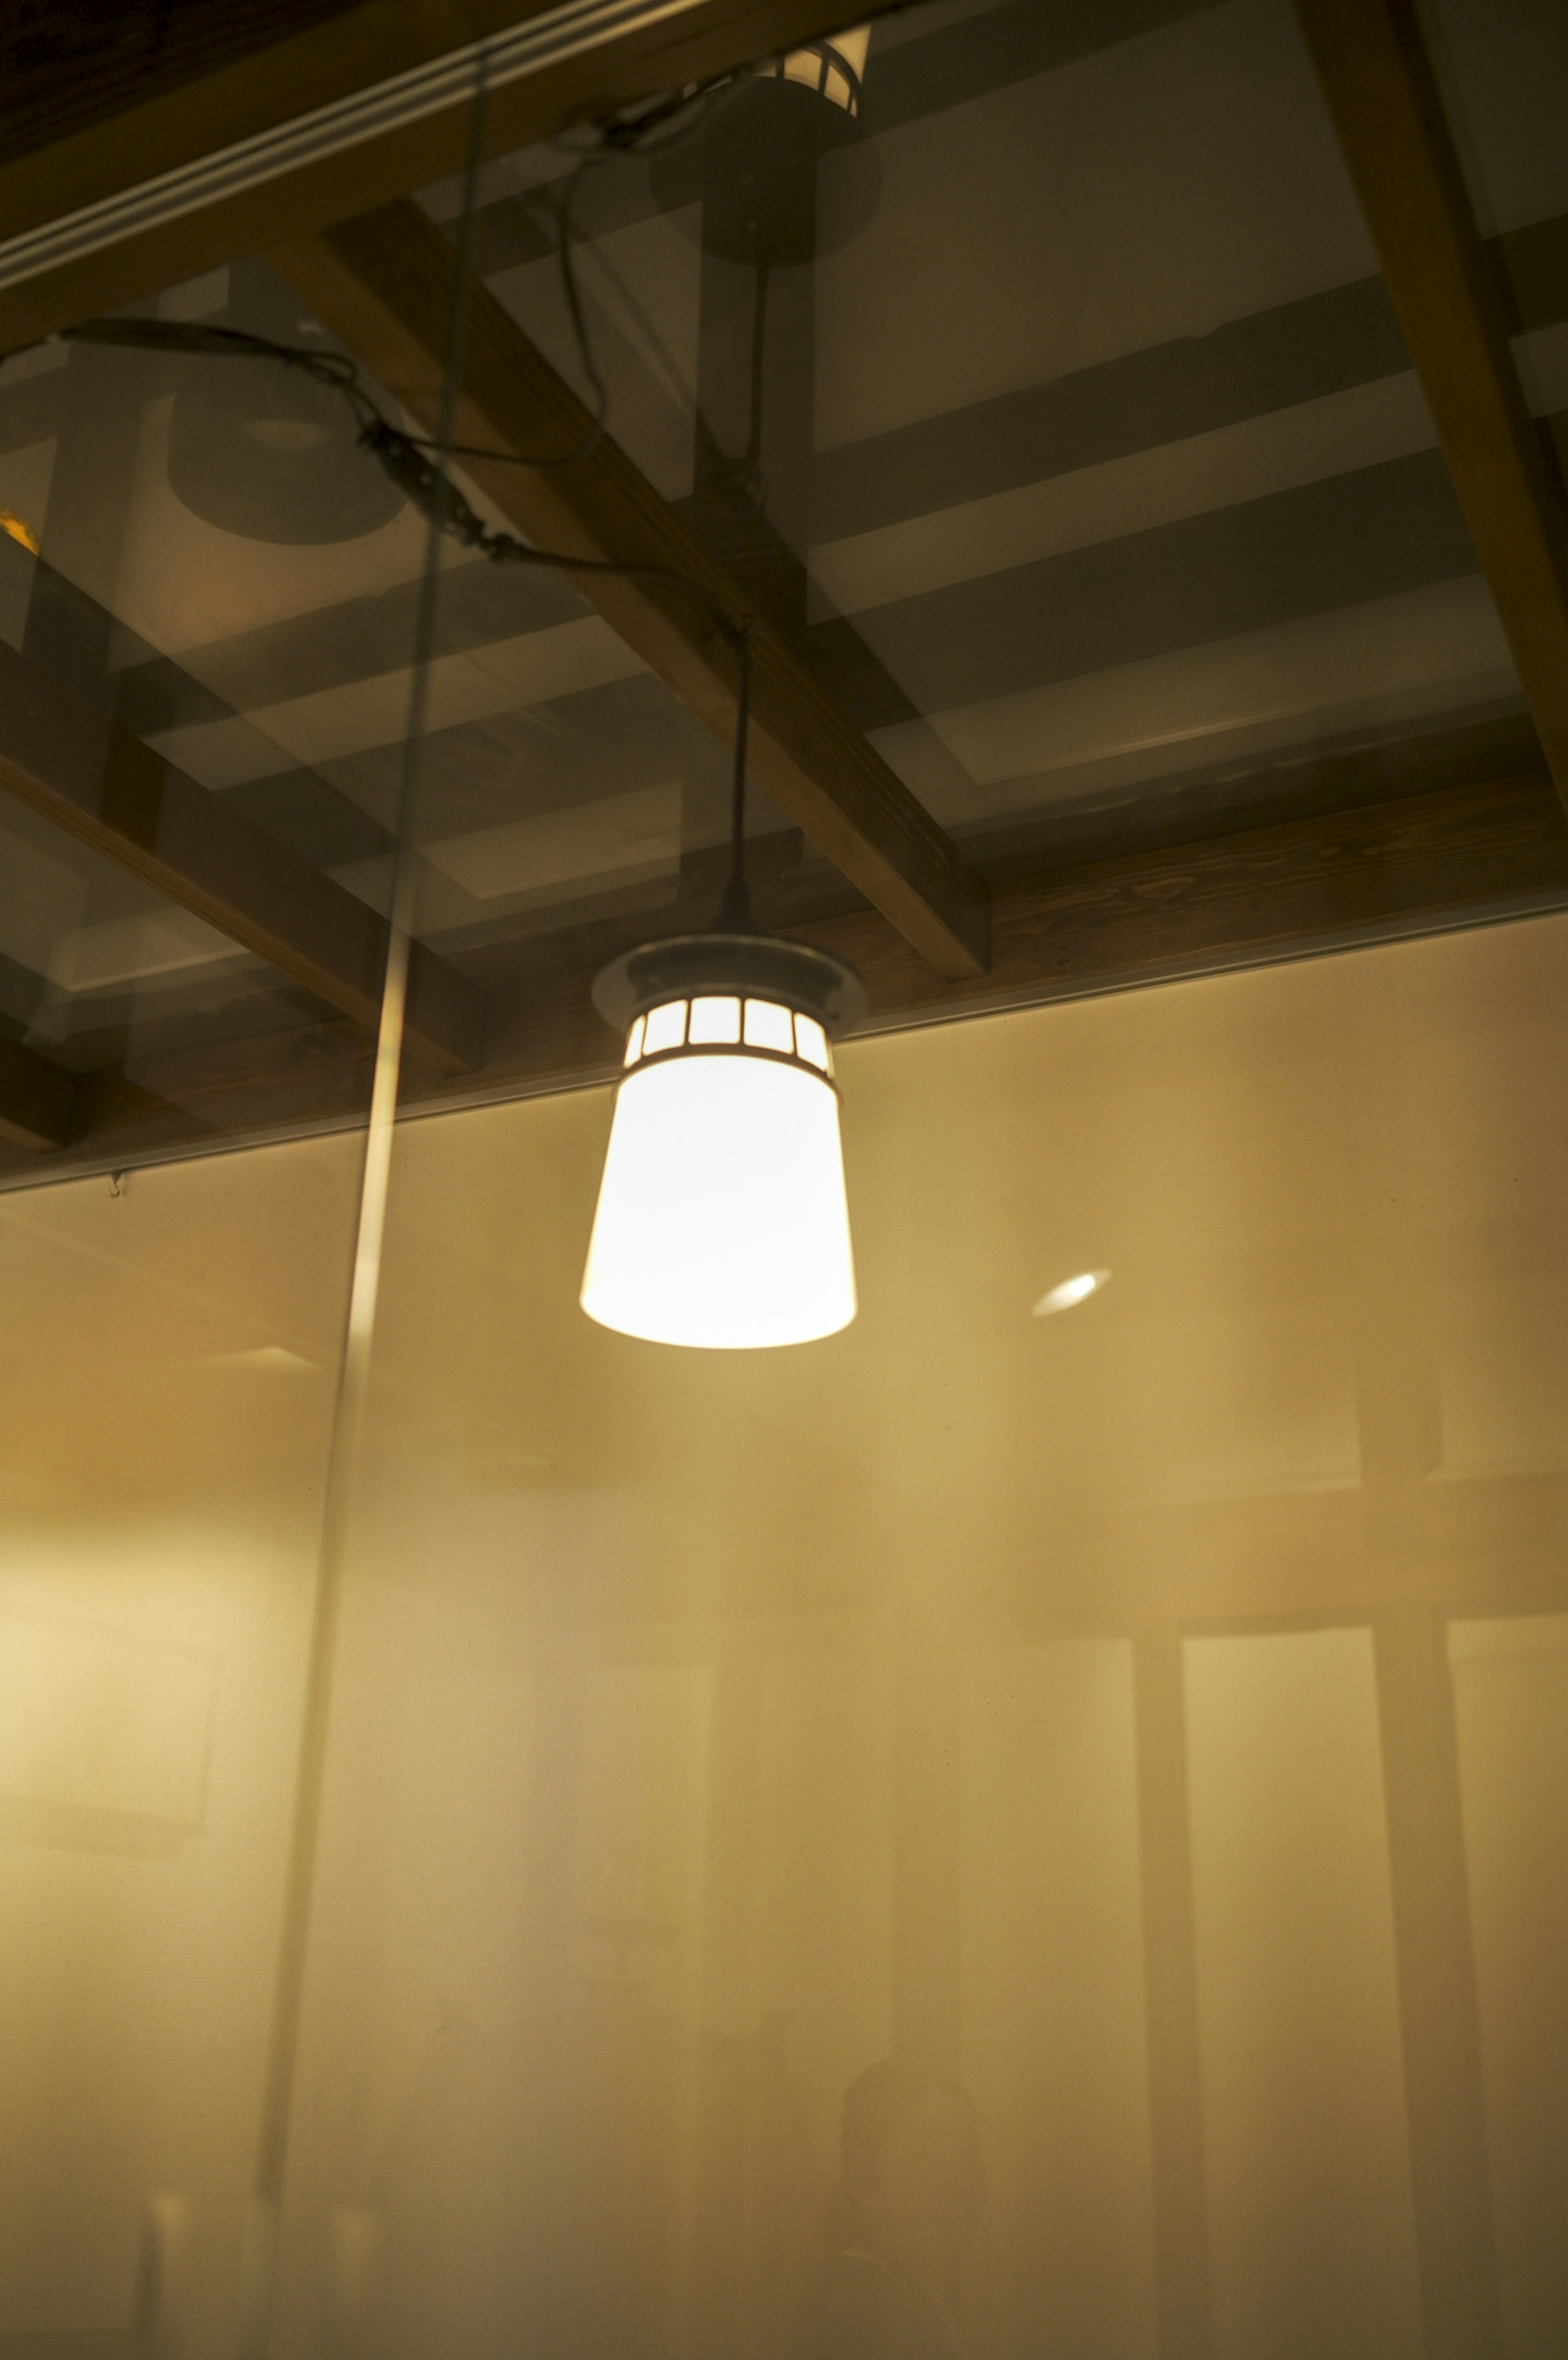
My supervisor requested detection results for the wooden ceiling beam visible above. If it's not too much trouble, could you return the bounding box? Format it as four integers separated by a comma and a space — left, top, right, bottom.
0, 0, 873, 356
13, 766, 1564, 1182
795, 770, 1568, 1025
1293, 0, 1568, 806
0, 1031, 77, 1152
270, 200, 991, 977
0, 638, 484, 1073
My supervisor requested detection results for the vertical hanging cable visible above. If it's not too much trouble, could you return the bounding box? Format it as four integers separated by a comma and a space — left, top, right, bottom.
236, 58, 489, 2360
745, 259, 771, 477
718, 629, 754, 930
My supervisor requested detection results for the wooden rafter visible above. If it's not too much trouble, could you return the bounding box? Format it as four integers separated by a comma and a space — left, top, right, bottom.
1294, 0, 1568, 804
0, 0, 877, 356
795, 770, 1568, 1023
0, 638, 485, 1073
270, 200, 991, 978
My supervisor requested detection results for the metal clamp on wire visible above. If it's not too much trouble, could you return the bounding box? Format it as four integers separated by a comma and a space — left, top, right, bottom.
357, 417, 492, 548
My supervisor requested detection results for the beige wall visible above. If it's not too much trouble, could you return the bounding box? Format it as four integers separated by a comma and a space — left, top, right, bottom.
0, 1139, 359, 2356
3, 913, 1568, 2358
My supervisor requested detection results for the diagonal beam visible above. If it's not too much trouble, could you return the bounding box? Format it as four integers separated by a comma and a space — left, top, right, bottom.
269, 200, 991, 979
0, 1, 883, 357
0, 1030, 76, 1151
0, 637, 484, 1072
1293, 0, 1568, 803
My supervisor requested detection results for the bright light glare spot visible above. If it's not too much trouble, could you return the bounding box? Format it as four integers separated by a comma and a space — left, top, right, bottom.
1032, 1269, 1110, 1317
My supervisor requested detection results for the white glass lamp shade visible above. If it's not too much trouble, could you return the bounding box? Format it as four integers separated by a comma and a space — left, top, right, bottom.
581, 1016, 856, 1350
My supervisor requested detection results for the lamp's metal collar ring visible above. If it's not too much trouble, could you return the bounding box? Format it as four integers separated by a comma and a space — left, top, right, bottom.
591, 931, 868, 1036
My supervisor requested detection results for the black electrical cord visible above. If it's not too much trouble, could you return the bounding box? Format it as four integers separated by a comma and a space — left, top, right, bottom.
50, 317, 756, 772
34, 57, 744, 473
354, 409, 751, 649
719, 633, 755, 931
413, 64, 749, 471
48, 314, 372, 405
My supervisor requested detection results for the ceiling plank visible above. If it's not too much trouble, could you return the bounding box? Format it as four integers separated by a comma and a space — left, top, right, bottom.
0, 1031, 76, 1151
1293, 0, 1568, 804
0, 638, 484, 1073
0, 0, 873, 355
15, 766, 1564, 1181
270, 199, 991, 978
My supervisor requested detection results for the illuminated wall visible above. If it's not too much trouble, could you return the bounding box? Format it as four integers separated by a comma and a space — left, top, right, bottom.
4, 912, 1568, 2360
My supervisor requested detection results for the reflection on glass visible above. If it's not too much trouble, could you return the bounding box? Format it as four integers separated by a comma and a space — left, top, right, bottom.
6, 2, 1568, 2356
9, 872, 1568, 2357
761, 25, 872, 117
800, 2061, 987, 2359
794, 1013, 831, 1073
1032, 1268, 1111, 1316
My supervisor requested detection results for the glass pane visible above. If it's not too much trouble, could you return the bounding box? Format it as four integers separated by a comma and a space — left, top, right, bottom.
10, 10, 1568, 2360
1186, 1628, 1419, 2351
0, 1137, 361, 2350
1451, 1615, 1568, 2352
688, 993, 742, 1044
418, 0, 1530, 929
793, 1013, 830, 1071
0, 259, 446, 1166
743, 997, 795, 1052
0, 68, 481, 2360
276, 903, 1568, 2360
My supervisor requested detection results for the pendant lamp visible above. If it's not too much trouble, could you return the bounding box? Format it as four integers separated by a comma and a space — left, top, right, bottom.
757, 25, 871, 114
581, 931, 867, 1349
587, 28, 885, 1348
167, 267, 402, 545
648, 22, 879, 267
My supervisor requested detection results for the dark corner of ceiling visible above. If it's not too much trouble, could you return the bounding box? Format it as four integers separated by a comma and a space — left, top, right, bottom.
0, 0, 367, 167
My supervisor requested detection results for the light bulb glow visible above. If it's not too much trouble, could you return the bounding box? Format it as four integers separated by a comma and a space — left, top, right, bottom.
581, 1052, 856, 1348
688, 994, 740, 1044
1032, 1269, 1111, 1317
794, 1014, 830, 1073
743, 997, 794, 1054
